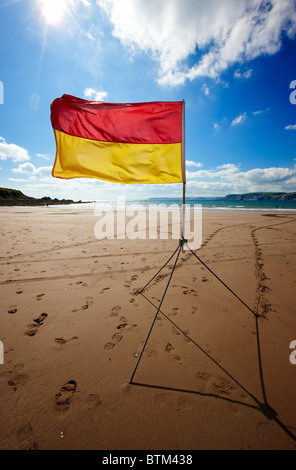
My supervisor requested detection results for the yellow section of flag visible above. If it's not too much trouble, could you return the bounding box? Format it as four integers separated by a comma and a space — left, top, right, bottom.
52, 129, 183, 184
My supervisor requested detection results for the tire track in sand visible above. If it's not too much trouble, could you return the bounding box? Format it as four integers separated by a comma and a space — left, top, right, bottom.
251, 214, 296, 319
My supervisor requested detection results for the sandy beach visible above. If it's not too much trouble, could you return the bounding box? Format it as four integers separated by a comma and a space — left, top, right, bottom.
0, 205, 296, 450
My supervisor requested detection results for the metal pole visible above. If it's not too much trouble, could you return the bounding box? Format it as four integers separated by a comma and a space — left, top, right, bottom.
129, 245, 182, 384
182, 181, 186, 240
181, 99, 186, 242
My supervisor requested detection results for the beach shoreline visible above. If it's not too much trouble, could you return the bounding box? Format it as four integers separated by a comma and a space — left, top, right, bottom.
0, 206, 295, 450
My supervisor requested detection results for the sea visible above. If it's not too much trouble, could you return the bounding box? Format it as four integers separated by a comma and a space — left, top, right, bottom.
63, 197, 296, 212
130, 198, 296, 211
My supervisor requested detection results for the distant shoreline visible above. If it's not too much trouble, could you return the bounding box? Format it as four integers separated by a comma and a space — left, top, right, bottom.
1, 187, 296, 207
148, 191, 296, 202
0, 187, 90, 206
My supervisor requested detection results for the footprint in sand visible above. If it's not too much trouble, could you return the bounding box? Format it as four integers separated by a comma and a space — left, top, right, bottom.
112, 333, 123, 343
183, 288, 198, 296
17, 422, 33, 441
72, 297, 93, 313
116, 316, 128, 330
116, 317, 137, 331
100, 287, 110, 294
154, 393, 191, 410
24, 313, 48, 336
104, 329, 126, 350
183, 330, 191, 343
165, 342, 174, 353
196, 371, 212, 393
8, 306, 17, 314
173, 354, 182, 364
25, 325, 39, 337
211, 377, 236, 397
36, 293, 45, 301
176, 395, 192, 410
1, 363, 29, 390
171, 326, 181, 336
33, 313, 48, 325
168, 307, 179, 316
55, 380, 77, 412
69, 280, 88, 287
54, 336, 78, 346
85, 394, 102, 410
17, 423, 38, 450
110, 305, 121, 317
195, 372, 236, 396
154, 393, 175, 407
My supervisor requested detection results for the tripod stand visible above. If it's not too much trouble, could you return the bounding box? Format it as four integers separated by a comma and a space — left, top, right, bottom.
129, 232, 259, 384
129, 181, 259, 384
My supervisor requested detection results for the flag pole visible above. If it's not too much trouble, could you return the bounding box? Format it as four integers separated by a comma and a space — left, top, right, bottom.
181, 100, 187, 245
182, 181, 186, 240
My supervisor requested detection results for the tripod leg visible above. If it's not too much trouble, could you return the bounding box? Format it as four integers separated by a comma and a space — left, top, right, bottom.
139, 244, 180, 293
129, 245, 182, 384
186, 243, 258, 318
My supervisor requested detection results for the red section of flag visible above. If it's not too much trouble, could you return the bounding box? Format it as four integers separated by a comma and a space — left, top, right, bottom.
51, 95, 182, 144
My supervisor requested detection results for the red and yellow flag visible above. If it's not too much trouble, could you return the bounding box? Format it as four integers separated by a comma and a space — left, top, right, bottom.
51, 95, 185, 184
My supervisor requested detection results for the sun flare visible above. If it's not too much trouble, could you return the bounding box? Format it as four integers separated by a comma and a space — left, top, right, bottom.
40, 0, 68, 25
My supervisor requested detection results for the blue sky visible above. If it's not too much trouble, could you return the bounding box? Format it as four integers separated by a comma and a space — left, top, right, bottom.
0, 0, 296, 201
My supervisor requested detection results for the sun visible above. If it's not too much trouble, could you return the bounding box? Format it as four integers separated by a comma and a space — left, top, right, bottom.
40, 0, 69, 25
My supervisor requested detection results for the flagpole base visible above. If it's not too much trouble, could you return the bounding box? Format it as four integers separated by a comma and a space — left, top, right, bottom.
179, 237, 188, 247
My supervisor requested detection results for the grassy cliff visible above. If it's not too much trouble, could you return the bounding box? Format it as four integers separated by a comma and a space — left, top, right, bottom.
0, 187, 79, 206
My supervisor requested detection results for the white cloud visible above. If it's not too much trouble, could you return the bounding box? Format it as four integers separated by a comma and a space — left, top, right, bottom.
12, 162, 52, 177
77, 0, 91, 6
0, 137, 30, 162
214, 123, 219, 130
37, 153, 51, 160
9, 161, 296, 200
231, 112, 247, 126
201, 84, 210, 95
187, 163, 240, 179
186, 162, 296, 195
186, 160, 203, 168
12, 162, 35, 175
97, 0, 296, 86
234, 68, 253, 79
285, 124, 296, 130
8, 177, 29, 182
86, 31, 95, 41
84, 87, 108, 101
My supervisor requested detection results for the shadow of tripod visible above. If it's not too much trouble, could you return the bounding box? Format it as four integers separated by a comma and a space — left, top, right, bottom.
129, 236, 296, 444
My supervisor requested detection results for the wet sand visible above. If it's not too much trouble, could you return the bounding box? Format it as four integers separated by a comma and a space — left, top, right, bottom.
0, 206, 296, 450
